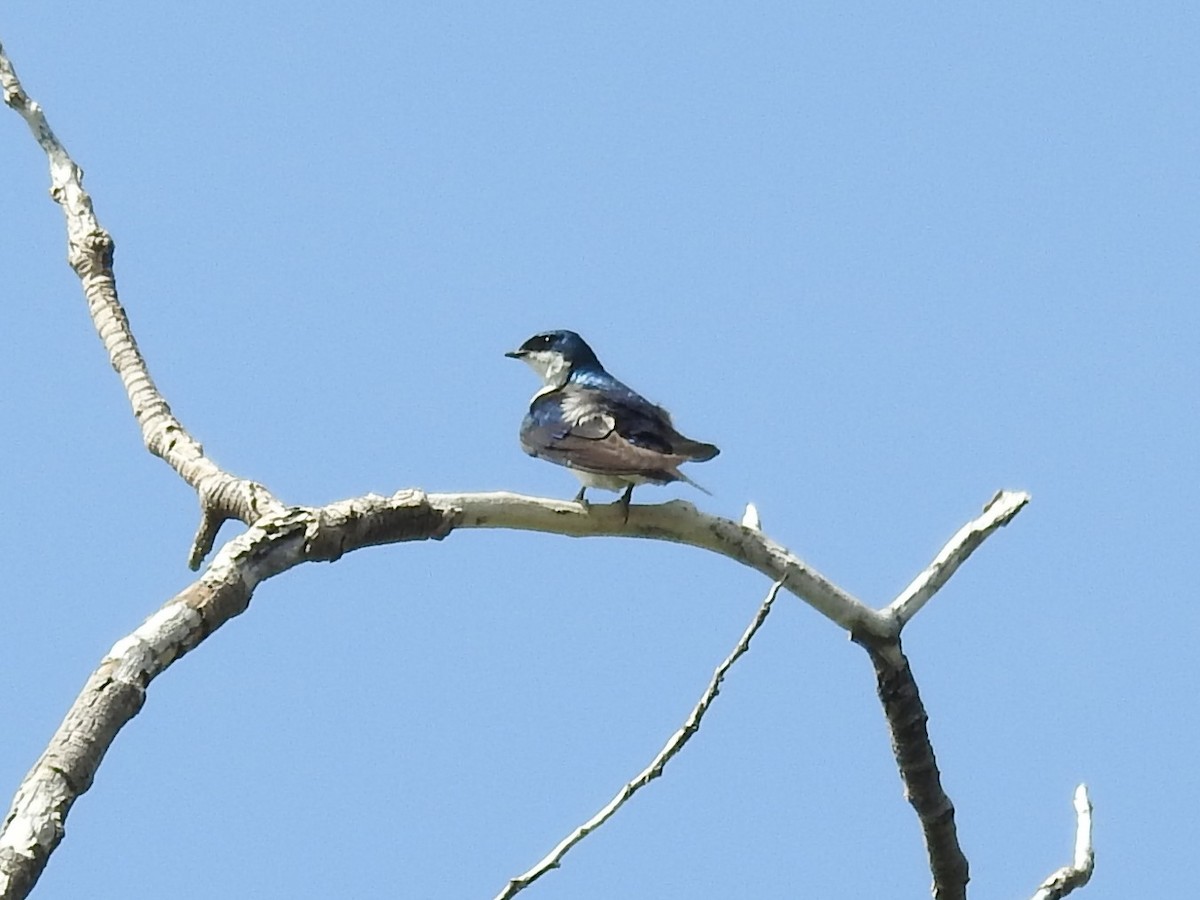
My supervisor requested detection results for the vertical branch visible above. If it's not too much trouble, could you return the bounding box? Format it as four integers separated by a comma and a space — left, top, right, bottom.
858, 637, 969, 900
1030, 785, 1094, 900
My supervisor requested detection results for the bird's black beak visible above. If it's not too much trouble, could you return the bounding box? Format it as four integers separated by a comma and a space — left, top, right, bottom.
505, 349, 526, 360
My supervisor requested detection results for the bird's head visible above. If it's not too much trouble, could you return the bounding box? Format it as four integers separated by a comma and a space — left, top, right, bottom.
506, 330, 603, 387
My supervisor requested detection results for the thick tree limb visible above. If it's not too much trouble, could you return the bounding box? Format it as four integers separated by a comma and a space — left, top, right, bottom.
0, 40, 285, 569
856, 637, 968, 900
887, 490, 1030, 629
1030, 785, 1094, 900
846, 492, 1037, 900
1, 32, 1053, 900
0, 500, 452, 899
850, 489, 1047, 900
438, 492, 887, 636
0, 489, 1023, 898
495, 580, 783, 899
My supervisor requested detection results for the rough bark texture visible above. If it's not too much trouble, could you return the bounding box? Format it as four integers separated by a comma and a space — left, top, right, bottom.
0, 42, 286, 570
2, 32, 1080, 900
0, 496, 459, 898
859, 637, 969, 900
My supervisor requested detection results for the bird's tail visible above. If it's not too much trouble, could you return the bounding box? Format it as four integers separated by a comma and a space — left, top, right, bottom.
674, 469, 713, 496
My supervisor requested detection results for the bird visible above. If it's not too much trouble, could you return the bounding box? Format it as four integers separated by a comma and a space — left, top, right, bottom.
506, 329, 719, 515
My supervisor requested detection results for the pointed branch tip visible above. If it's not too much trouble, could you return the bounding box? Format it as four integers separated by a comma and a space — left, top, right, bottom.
1030, 784, 1094, 900
493, 579, 782, 899
741, 502, 762, 531
887, 489, 1031, 628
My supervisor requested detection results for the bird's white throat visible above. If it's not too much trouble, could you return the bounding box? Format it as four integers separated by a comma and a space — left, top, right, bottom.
520, 350, 571, 394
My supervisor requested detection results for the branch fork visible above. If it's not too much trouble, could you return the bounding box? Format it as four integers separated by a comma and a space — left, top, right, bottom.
1, 34, 1085, 900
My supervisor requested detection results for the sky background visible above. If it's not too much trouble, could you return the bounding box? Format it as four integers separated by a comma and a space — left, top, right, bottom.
2, 3, 1197, 898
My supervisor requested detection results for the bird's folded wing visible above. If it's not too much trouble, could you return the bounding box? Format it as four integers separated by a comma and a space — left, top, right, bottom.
522, 408, 686, 480
600, 393, 718, 461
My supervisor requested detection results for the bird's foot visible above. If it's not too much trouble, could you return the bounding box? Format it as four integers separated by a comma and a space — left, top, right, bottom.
574, 486, 590, 510
617, 485, 633, 524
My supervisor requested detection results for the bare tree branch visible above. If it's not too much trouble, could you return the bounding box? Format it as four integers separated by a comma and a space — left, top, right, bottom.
0, 487, 1026, 898
495, 580, 784, 898
887, 490, 1030, 629
855, 637, 969, 900
850, 493, 1042, 899
0, 506, 326, 900
0, 40, 285, 569
1031, 785, 1094, 900
1, 32, 1059, 900
440, 492, 887, 635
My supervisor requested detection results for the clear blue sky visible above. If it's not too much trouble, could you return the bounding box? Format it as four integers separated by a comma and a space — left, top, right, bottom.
2, 3, 1196, 897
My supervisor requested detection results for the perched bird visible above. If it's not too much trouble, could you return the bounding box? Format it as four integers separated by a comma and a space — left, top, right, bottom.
506, 329, 719, 513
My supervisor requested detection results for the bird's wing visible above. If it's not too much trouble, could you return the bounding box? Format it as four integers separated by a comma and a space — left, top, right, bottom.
521, 389, 689, 482
567, 378, 720, 461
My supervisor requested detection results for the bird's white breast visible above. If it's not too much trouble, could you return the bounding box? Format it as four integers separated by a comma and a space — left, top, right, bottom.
570, 470, 652, 491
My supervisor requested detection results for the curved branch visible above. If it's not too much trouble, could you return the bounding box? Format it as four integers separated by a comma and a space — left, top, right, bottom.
1031, 785, 1094, 900
436, 492, 889, 636
0, 486, 1026, 898
1, 35, 1041, 900
0, 491, 868, 897
0, 41, 285, 568
0, 507, 306, 899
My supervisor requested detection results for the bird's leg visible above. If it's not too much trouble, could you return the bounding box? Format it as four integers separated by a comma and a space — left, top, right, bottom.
617, 485, 633, 523
574, 485, 589, 508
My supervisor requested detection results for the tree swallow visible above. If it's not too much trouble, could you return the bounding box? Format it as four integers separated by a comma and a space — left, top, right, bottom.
506, 330, 719, 513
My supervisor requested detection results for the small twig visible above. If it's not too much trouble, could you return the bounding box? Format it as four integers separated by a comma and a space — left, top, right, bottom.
1030, 785, 1094, 900
494, 580, 784, 899
0, 40, 286, 568
887, 490, 1030, 628
741, 501, 762, 530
